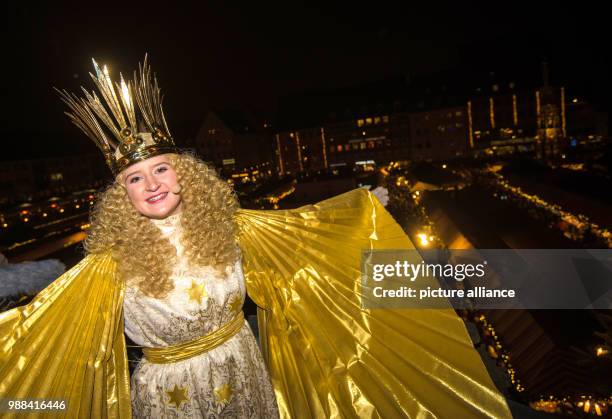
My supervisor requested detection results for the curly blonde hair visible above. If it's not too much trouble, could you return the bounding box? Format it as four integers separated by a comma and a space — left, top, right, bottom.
85, 153, 240, 298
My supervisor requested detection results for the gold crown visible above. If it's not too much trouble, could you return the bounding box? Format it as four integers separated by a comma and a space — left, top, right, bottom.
56, 55, 177, 175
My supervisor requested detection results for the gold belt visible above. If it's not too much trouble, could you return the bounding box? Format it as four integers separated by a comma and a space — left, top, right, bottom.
142, 312, 245, 363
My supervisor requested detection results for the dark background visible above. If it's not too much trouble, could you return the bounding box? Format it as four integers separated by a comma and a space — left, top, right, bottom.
4, 2, 610, 159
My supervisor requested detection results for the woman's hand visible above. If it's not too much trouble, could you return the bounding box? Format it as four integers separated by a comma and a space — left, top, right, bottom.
370, 186, 389, 207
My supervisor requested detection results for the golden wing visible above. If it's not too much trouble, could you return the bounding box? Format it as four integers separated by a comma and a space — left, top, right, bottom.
236, 189, 511, 419
0, 252, 131, 418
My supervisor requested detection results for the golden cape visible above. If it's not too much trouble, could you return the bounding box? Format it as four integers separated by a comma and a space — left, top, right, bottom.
0, 189, 511, 418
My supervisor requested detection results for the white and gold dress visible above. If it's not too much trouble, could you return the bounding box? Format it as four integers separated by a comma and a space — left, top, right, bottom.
123, 214, 279, 418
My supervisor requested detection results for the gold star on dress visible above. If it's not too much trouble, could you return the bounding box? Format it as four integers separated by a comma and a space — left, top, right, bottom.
214, 383, 233, 405
166, 384, 189, 408
187, 280, 207, 304
228, 296, 242, 314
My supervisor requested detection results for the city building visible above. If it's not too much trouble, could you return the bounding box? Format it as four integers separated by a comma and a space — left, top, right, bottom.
408, 107, 469, 161
275, 127, 327, 175
324, 112, 410, 168
196, 68, 608, 178
466, 63, 608, 159
193, 110, 275, 178
274, 76, 472, 174
565, 98, 609, 140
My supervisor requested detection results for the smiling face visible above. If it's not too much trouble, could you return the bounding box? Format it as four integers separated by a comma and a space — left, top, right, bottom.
120, 154, 182, 220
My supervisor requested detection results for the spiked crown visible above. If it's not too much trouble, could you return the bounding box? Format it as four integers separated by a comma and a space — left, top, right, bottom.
56, 55, 177, 175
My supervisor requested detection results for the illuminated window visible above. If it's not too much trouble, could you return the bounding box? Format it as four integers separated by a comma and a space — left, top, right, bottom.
337, 145, 343, 152
344, 144, 350, 151
455, 111, 462, 116
365, 118, 373, 125
330, 146, 335, 153
357, 119, 364, 127
360, 142, 366, 150
374, 116, 381, 124
382, 115, 389, 123
367, 141, 375, 149
352, 143, 359, 150
492, 84, 499, 92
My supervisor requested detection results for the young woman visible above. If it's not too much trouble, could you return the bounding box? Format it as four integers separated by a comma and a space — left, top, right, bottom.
89, 152, 279, 417
0, 57, 511, 418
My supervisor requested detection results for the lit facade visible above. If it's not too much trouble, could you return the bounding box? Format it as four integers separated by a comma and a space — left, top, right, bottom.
325, 113, 409, 168
275, 107, 470, 174
275, 127, 326, 175
468, 86, 540, 150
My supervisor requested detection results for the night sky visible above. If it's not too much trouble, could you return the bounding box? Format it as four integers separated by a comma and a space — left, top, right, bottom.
4, 2, 610, 160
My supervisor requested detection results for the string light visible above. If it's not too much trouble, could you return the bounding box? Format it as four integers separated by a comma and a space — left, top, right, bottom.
561, 87, 567, 138
275, 134, 284, 175
320, 127, 328, 169
485, 169, 612, 247
536, 90, 541, 126
472, 312, 525, 394
467, 101, 474, 148
295, 132, 303, 172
